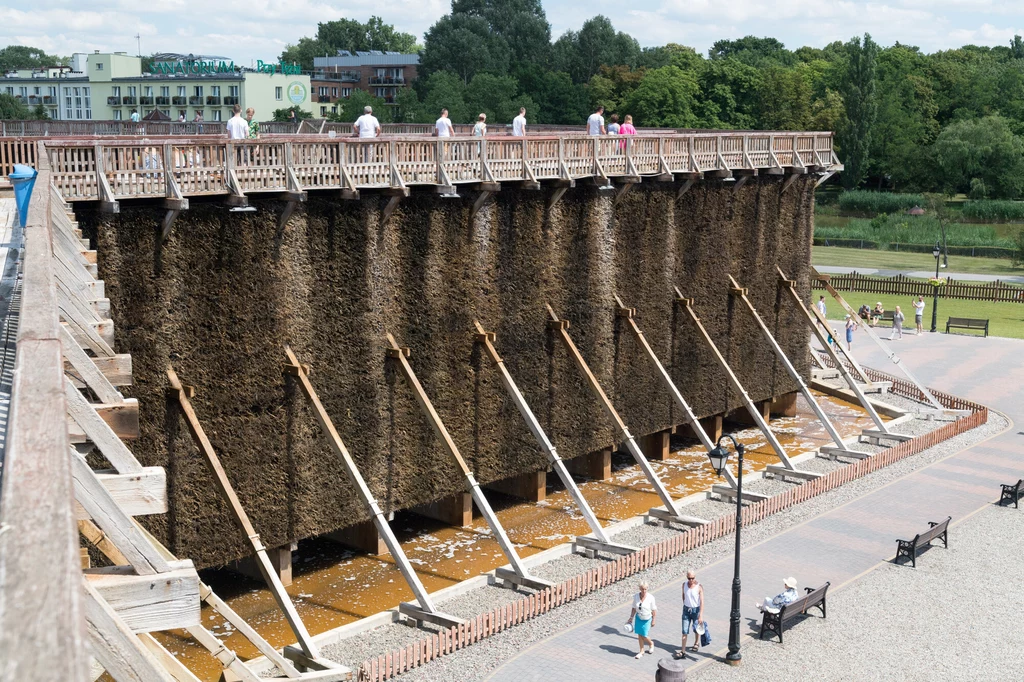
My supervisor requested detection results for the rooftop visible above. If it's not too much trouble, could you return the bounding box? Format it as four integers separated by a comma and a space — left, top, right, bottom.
314, 51, 420, 68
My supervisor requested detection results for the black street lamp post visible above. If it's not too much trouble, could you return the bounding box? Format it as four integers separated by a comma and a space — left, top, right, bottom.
930, 241, 941, 333
706, 435, 745, 665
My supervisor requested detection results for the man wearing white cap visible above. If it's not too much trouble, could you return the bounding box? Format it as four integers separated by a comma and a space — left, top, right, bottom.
756, 577, 799, 614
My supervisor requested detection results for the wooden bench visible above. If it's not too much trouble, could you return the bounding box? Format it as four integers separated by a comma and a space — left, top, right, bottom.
758, 582, 829, 643
872, 310, 894, 327
895, 516, 950, 567
945, 317, 989, 337
1000, 479, 1023, 508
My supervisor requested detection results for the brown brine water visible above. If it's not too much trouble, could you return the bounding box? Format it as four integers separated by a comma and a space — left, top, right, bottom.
153, 391, 877, 680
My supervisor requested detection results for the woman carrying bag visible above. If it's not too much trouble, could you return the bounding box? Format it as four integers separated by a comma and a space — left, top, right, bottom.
677, 570, 704, 658
625, 582, 657, 659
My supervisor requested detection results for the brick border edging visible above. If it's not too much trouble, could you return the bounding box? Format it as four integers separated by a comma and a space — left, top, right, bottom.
357, 370, 988, 681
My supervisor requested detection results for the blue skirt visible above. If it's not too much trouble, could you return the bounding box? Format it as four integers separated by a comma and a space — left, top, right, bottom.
634, 616, 651, 637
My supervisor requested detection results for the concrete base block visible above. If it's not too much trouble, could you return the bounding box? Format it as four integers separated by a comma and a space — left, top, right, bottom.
565, 448, 612, 481
639, 430, 671, 461
484, 470, 546, 503
231, 542, 297, 587
770, 392, 799, 417
326, 519, 389, 555
411, 492, 473, 527
727, 401, 771, 427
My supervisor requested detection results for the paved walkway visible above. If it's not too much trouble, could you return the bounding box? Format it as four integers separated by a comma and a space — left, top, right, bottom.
488, 333, 1023, 681
816, 265, 1024, 284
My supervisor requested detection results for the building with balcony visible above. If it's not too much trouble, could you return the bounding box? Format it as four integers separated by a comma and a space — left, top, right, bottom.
1, 51, 313, 122
311, 51, 419, 118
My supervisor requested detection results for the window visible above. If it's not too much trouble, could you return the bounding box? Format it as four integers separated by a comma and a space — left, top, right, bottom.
211, 85, 220, 96
341, 87, 352, 97
4, 87, 12, 95
160, 86, 169, 97
128, 86, 137, 97
111, 86, 121, 97
96, 62, 104, 71
177, 85, 186, 97
375, 68, 387, 78
318, 86, 328, 97
229, 85, 239, 97
374, 87, 388, 98
275, 86, 282, 100
18, 86, 27, 97
144, 86, 153, 97
112, 110, 122, 120
212, 110, 222, 121
33, 86, 40, 95
161, 109, 170, 118
320, 106, 326, 116
193, 85, 203, 97
331, 87, 338, 97
331, 105, 337, 113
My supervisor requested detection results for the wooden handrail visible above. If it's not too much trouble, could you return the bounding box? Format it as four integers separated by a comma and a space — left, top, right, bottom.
32, 131, 838, 203
0, 162, 89, 680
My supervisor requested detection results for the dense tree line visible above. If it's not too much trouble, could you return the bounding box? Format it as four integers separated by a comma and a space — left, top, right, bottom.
282, 2, 1024, 198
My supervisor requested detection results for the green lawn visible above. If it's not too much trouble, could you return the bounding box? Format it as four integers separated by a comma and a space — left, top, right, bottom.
811, 289, 1024, 339
812, 246, 1024, 278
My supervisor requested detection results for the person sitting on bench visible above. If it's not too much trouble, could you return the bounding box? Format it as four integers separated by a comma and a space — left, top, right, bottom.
871, 302, 884, 326
858, 304, 870, 321
756, 576, 799, 614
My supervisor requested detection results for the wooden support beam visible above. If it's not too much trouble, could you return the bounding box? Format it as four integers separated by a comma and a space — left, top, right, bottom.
85, 560, 200, 633
71, 452, 171, 576
411, 492, 473, 527
546, 186, 568, 211
65, 378, 142, 472
380, 195, 401, 226
232, 543, 296, 587
93, 144, 120, 214
769, 392, 799, 417
138, 634, 204, 682
545, 304, 686, 519
614, 180, 635, 204
674, 290, 797, 471
564, 448, 611, 481
66, 353, 132, 388
67, 397, 140, 443
326, 520, 388, 556
484, 470, 546, 503
282, 347, 459, 622
60, 325, 123, 404
811, 265, 944, 412
165, 366, 322, 660
469, 190, 492, 222
781, 171, 802, 193
676, 177, 695, 200
386, 332, 549, 589
639, 430, 670, 462
83, 579, 176, 682
76, 467, 167, 520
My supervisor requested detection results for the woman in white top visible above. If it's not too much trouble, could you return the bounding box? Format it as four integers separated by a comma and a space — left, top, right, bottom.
473, 113, 487, 136
625, 581, 657, 659
678, 570, 704, 657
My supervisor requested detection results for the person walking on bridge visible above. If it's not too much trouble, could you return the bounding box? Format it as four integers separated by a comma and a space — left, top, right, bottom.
587, 106, 606, 135
353, 106, 381, 138
435, 108, 454, 137
512, 107, 527, 136
226, 104, 248, 140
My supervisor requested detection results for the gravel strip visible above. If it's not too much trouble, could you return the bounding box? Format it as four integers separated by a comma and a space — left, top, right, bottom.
321, 409, 1003, 676
691, 495, 1024, 682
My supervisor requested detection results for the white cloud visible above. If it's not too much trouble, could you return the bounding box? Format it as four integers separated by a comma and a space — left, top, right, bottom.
1, 0, 1024, 63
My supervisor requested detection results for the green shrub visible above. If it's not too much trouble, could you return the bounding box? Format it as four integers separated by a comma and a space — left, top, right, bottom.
837, 190, 925, 215
815, 213, 1015, 250
960, 200, 1024, 222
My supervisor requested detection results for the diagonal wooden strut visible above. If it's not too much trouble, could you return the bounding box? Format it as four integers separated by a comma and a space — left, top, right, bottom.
727, 274, 856, 455
777, 267, 888, 432
673, 289, 796, 471
282, 347, 463, 626
472, 321, 636, 554
811, 266, 943, 411
611, 294, 758, 500
165, 366, 322, 661
545, 304, 701, 523
385, 333, 551, 591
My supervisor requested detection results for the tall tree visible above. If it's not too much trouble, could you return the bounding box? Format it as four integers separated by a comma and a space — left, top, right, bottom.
0, 93, 31, 119
0, 45, 66, 72
838, 33, 879, 189
280, 17, 417, 69
552, 16, 640, 84
420, 13, 511, 83
451, 0, 551, 65
623, 66, 700, 128
709, 36, 795, 67
931, 115, 1024, 199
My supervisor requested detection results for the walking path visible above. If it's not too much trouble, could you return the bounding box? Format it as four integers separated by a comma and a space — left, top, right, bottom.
487, 333, 1023, 681
816, 265, 1024, 284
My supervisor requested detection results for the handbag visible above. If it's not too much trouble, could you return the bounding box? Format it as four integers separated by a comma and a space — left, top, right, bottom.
700, 621, 712, 647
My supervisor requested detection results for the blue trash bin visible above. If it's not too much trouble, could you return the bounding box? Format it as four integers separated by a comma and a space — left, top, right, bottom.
9, 164, 38, 228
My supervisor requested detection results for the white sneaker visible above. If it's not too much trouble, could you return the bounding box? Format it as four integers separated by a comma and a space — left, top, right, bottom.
647, 645, 654, 654
635, 651, 644, 659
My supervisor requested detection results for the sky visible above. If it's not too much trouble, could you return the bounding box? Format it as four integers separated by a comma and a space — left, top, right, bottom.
1, 0, 1023, 66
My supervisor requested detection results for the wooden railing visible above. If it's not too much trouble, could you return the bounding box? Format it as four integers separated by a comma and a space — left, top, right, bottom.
39, 132, 838, 202
0, 157, 89, 680
815, 271, 1024, 303
0, 137, 38, 177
